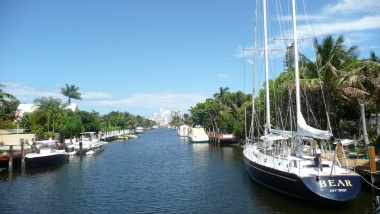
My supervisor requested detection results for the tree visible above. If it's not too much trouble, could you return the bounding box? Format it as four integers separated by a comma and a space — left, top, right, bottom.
77, 110, 103, 133
313, 35, 358, 120
59, 114, 83, 141
336, 57, 380, 142
60, 84, 82, 103
0, 84, 17, 105
33, 97, 65, 133
0, 84, 19, 122
297, 35, 359, 132
213, 87, 230, 105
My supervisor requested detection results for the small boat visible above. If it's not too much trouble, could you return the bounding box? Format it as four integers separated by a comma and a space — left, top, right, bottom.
25, 138, 68, 168
86, 141, 105, 155
135, 127, 144, 134
117, 135, 129, 139
177, 125, 190, 137
67, 132, 105, 155
125, 134, 138, 139
189, 125, 209, 143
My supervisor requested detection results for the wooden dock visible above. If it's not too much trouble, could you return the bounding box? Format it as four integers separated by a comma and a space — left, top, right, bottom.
353, 159, 380, 190
0, 130, 136, 171
206, 131, 235, 145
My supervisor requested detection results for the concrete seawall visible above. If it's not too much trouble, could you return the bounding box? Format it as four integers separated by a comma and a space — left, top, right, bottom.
0, 134, 35, 146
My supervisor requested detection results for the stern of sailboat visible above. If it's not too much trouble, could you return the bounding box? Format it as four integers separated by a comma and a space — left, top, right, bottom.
301, 174, 361, 201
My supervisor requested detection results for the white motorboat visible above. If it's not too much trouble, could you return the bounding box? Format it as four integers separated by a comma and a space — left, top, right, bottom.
67, 132, 106, 155
86, 141, 105, 155
189, 125, 209, 143
25, 138, 68, 168
177, 125, 190, 137
135, 127, 144, 134
126, 134, 139, 139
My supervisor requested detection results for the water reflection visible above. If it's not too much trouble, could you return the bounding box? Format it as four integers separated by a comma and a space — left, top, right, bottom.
0, 128, 377, 213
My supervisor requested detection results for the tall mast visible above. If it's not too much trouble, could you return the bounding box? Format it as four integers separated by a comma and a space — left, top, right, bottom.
263, 0, 270, 135
292, 0, 301, 117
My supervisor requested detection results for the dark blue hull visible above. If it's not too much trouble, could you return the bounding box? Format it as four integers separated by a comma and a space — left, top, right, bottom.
244, 155, 361, 202
25, 154, 68, 168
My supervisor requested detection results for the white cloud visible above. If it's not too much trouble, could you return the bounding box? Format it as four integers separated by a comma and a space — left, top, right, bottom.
323, 0, 380, 16
82, 91, 112, 99
301, 15, 380, 37
3, 82, 64, 102
4, 82, 211, 117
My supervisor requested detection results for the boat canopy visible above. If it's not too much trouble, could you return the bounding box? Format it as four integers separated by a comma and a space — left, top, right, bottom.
260, 133, 289, 141
81, 132, 96, 135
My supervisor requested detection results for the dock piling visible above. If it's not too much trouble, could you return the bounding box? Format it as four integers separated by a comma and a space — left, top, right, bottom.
8, 145, 13, 172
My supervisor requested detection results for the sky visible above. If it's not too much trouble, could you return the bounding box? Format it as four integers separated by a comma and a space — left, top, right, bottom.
1, 0, 379, 120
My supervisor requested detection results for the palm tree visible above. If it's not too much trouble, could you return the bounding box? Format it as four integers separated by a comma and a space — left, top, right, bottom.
33, 97, 65, 133
336, 56, 380, 139
60, 84, 82, 103
213, 87, 230, 105
298, 35, 359, 130
369, 51, 380, 135
0, 84, 17, 106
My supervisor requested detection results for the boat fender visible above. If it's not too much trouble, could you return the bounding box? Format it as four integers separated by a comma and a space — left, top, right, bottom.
316, 176, 319, 182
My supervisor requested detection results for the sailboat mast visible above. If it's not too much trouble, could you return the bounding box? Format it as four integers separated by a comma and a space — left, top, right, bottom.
291, 0, 301, 116
263, 0, 270, 135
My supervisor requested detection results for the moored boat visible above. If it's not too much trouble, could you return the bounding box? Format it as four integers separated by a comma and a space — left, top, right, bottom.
126, 134, 139, 139
86, 141, 105, 155
117, 135, 129, 139
25, 138, 68, 168
177, 125, 190, 137
243, 0, 361, 202
135, 127, 144, 134
67, 132, 105, 155
189, 125, 209, 143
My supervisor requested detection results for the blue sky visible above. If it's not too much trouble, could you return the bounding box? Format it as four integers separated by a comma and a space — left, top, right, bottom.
1, 0, 379, 119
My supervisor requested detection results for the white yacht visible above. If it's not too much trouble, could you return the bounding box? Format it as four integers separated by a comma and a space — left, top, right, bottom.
189, 125, 209, 143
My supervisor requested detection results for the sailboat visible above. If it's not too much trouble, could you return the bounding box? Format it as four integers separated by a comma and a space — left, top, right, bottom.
243, 0, 361, 202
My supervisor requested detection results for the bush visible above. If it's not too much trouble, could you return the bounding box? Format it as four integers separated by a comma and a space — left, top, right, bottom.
0, 120, 17, 129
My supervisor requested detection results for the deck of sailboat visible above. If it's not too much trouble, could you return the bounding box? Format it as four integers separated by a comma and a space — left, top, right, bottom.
253, 147, 358, 177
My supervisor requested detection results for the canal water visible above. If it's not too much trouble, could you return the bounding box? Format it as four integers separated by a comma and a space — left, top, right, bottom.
0, 128, 376, 213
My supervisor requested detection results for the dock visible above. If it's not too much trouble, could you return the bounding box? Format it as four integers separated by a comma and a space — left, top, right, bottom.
206, 130, 236, 145
353, 159, 380, 191
0, 129, 140, 171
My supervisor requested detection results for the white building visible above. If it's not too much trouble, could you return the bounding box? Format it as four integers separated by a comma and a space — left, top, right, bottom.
151, 113, 167, 126
170, 109, 181, 122
17, 103, 78, 118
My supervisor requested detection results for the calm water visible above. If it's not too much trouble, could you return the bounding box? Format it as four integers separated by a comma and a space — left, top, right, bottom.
0, 128, 376, 213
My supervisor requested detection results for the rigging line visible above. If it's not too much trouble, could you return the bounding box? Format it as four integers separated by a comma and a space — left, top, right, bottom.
301, 0, 333, 134
252, 0, 260, 138
274, 0, 293, 131
300, 84, 321, 129
242, 0, 255, 96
